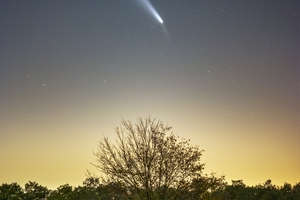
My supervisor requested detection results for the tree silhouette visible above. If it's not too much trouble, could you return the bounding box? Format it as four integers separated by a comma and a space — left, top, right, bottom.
0, 182, 23, 200
93, 117, 205, 200
46, 184, 73, 200
1, 179, 300, 199
24, 181, 50, 200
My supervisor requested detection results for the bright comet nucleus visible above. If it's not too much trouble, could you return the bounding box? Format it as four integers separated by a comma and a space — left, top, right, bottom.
157, 16, 163, 23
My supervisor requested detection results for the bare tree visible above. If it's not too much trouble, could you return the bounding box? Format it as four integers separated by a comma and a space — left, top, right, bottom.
93, 117, 205, 200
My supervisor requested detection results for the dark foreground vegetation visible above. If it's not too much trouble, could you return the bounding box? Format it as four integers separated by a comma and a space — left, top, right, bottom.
2, 117, 299, 199
1, 178, 300, 200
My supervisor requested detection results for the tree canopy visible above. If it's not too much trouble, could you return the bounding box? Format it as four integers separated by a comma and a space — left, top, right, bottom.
93, 117, 206, 200
1, 179, 300, 200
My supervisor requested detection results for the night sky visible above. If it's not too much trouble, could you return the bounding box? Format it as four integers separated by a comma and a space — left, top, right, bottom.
1, 0, 299, 189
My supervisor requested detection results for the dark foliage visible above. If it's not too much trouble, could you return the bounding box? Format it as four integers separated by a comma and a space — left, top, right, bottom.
1, 179, 300, 200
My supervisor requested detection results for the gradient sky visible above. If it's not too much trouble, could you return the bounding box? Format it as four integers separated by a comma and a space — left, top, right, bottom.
0, 0, 299, 189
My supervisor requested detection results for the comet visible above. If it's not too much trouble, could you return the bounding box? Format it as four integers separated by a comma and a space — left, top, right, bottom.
136, 0, 163, 24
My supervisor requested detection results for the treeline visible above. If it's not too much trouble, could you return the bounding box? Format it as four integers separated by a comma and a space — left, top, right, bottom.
1, 177, 299, 200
